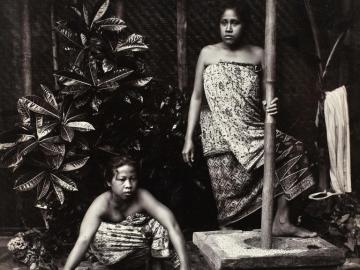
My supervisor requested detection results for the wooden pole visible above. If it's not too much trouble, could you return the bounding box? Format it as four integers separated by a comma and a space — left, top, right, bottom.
261, 0, 277, 249
177, 0, 187, 92
21, 0, 32, 96
51, 1, 59, 91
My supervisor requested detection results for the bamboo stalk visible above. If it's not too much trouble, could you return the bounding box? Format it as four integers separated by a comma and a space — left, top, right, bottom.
261, 0, 277, 249
177, 0, 187, 92
21, 0, 32, 96
51, 1, 59, 91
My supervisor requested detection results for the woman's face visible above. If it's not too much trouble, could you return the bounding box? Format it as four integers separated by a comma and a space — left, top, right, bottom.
220, 9, 243, 47
108, 164, 138, 200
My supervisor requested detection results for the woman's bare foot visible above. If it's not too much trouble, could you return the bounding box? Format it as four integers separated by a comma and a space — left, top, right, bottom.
272, 218, 317, 238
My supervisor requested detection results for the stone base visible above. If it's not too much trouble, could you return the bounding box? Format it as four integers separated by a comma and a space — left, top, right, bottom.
193, 230, 345, 270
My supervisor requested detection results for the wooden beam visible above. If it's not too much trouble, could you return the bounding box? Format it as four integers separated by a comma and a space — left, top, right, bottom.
21, 0, 32, 96
177, 0, 187, 92
261, 0, 277, 249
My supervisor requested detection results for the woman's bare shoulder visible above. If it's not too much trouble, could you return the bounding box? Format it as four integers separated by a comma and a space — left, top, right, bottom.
200, 43, 223, 65
89, 191, 111, 212
247, 45, 264, 59
201, 43, 222, 55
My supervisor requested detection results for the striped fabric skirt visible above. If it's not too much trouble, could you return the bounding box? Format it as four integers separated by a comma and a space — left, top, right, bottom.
90, 213, 179, 270
207, 133, 315, 226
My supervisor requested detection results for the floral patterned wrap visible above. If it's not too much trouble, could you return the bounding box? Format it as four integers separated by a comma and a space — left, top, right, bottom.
201, 61, 269, 171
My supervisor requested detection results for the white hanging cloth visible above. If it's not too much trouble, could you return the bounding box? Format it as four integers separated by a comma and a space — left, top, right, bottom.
324, 85, 352, 193
309, 85, 351, 200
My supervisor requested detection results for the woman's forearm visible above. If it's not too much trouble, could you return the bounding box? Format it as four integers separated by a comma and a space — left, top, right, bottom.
185, 94, 202, 140
168, 224, 190, 268
63, 239, 91, 270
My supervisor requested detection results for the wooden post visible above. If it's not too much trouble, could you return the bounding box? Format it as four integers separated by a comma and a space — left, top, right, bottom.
51, 1, 59, 91
21, 0, 32, 96
261, 0, 277, 249
177, 0, 187, 92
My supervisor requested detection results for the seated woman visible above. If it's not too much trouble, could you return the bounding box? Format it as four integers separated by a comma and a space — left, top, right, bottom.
63, 156, 190, 270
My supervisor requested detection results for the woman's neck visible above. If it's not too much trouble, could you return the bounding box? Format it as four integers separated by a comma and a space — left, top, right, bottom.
109, 193, 133, 209
221, 37, 247, 50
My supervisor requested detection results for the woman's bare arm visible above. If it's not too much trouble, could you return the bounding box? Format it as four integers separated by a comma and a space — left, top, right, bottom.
139, 189, 190, 270
182, 47, 207, 166
63, 196, 104, 270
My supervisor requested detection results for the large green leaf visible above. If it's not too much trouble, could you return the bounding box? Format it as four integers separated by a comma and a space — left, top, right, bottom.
95, 17, 127, 32
127, 77, 153, 88
61, 156, 90, 171
39, 142, 65, 157
65, 113, 87, 123
98, 68, 134, 86
40, 84, 58, 110
46, 154, 65, 170
17, 139, 38, 158
37, 179, 51, 200
61, 125, 74, 142
40, 136, 62, 144
66, 121, 95, 132
50, 173, 78, 191
52, 182, 65, 204
91, 0, 110, 26
17, 99, 31, 127
20, 96, 60, 119
115, 34, 148, 52
14, 171, 45, 191
54, 23, 81, 47
36, 116, 57, 139
98, 81, 121, 92
61, 85, 86, 96
55, 70, 92, 86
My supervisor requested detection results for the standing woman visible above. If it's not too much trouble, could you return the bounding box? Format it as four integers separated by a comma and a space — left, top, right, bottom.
182, 0, 316, 237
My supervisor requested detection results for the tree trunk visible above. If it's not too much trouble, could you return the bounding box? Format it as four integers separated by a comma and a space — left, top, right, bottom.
177, 0, 187, 92
261, 0, 277, 249
51, 1, 59, 90
21, 0, 32, 96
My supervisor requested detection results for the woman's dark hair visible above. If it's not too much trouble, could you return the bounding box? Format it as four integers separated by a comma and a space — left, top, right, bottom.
218, 0, 250, 25
104, 155, 139, 184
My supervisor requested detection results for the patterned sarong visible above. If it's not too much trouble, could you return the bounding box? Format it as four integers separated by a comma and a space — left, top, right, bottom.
90, 213, 179, 269
200, 62, 315, 225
